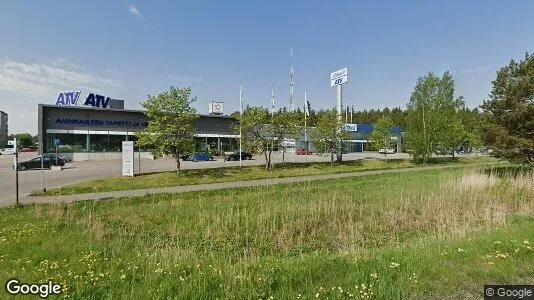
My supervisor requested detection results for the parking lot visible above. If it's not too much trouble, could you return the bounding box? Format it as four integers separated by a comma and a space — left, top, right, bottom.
0, 151, 412, 206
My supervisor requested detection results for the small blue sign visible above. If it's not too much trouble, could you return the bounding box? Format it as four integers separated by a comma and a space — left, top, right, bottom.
54, 139, 61, 147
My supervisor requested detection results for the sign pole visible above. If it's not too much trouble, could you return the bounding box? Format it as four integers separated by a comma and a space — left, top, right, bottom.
336, 84, 343, 162
13, 138, 19, 205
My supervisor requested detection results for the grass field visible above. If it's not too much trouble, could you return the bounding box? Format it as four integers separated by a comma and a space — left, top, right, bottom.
2, 165, 533, 298
35, 156, 497, 196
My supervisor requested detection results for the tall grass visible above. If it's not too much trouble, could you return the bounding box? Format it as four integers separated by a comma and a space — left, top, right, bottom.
1, 167, 533, 298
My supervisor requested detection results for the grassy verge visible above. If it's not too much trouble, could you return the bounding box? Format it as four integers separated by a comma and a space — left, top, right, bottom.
2, 166, 533, 298
35, 156, 497, 196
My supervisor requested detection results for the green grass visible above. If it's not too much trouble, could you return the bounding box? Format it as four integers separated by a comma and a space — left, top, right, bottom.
35, 156, 497, 196
2, 166, 533, 298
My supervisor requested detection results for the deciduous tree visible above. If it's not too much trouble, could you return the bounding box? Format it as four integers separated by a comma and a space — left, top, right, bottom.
136, 86, 198, 174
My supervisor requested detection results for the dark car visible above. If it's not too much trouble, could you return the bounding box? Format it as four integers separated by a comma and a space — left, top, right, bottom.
224, 151, 252, 161
14, 156, 65, 171
181, 153, 214, 162
41, 154, 71, 163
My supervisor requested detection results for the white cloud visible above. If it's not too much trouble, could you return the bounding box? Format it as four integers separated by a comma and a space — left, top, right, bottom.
0, 58, 121, 98
128, 5, 143, 18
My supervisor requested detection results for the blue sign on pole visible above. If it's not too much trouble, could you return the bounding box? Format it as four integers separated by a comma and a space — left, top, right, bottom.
54, 139, 61, 147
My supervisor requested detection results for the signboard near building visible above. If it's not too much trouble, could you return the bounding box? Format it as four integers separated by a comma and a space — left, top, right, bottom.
330, 68, 348, 87
344, 123, 358, 132
208, 101, 224, 115
122, 141, 134, 177
55, 91, 123, 109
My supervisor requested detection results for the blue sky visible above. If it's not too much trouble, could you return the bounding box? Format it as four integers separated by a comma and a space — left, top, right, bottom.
1, 0, 533, 134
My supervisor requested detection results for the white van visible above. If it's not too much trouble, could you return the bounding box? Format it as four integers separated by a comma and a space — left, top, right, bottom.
0, 147, 17, 155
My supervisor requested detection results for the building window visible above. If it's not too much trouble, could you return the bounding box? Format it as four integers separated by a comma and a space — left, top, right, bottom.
45, 133, 87, 153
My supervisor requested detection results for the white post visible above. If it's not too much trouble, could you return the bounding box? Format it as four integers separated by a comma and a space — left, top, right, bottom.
14, 138, 19, 205
336, 84, 343, 162
239, 83, 243, 167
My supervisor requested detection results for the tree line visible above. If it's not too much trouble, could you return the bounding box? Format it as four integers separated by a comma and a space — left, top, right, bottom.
132, 52, 534, 174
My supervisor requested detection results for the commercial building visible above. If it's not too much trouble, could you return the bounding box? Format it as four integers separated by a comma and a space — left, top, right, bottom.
0, 111, 7, 147
38, 91, 403, 160
295, 123, 403, 153
38, 100, 239, 161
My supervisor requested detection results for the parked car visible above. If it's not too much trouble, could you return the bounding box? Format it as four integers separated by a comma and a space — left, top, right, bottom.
20, 148, 34, 152
182, 153, 214, 162
41, 154, 71, 163
224, 151, 252, 161
296, 148, 313, 155
379, 148, 395, 154
14, 156, 65, 171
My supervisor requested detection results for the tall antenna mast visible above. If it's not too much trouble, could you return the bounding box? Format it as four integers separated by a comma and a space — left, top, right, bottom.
289, 46, 295, 112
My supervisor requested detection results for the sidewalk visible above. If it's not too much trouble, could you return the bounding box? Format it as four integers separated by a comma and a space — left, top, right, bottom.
17, 163, 492, 206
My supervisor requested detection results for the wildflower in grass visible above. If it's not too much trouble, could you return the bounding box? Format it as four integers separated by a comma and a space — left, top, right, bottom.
370, 273, 378, 279
457, 248, 466, 253
389, 262, 400, 268
493, 241, 501, 244
155, 268, 163, 273
120, 274, 126, 279
524, 239, 530, 245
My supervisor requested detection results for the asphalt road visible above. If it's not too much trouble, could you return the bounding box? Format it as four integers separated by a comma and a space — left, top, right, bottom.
0, 151, 411, 206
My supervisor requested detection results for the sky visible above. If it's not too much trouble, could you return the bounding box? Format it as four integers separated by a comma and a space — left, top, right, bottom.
1, 0, 533, 134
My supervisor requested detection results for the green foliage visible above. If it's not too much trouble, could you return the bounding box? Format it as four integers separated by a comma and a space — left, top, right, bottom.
236, 106, 272, 169
15, 133, 35, 148
311, 109, 349, 162
136, 86, 198, 174
4, 167, 534, 298
369, 115, 394, 157
36, 157, 496, 196
268, 111, 300, 163
405, 72, 465, 163
481, 53, 534, 163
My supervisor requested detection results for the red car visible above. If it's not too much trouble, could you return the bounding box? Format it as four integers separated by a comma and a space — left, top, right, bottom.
296, 148, 312, 155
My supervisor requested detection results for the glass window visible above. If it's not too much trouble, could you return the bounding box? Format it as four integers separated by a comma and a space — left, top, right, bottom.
45, 133, 87, 153
90, 133, 109, 152
108, 135, 127, 152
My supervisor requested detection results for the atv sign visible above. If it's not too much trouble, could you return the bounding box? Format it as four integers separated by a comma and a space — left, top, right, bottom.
330, 68, 348, 87
84, 93, 111, 108
55, 91, 112, 108
56, 91, 81, 106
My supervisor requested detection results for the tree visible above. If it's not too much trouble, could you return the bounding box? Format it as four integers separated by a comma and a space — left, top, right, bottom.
136, 86, 198, 174
481, 53, 534, 163
269, 111, 300, 163
369, 116, 394, 160
405, 71, 465, 163
15, 133, 35, 148
237, 106, 273, 170
311, 109, 348, 163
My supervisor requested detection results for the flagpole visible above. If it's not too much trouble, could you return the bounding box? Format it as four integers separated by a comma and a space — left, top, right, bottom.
239, 83, 243, 168
351, 105, 353, 123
